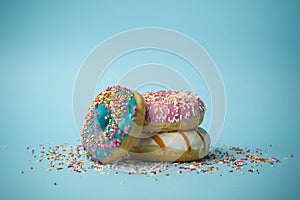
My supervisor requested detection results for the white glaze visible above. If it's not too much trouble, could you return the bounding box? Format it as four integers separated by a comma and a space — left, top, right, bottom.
133, 127, 210, 151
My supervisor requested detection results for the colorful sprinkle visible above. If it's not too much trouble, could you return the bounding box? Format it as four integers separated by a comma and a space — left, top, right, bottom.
24, 143, 287, 177
81, 86, 138, 162
143, 90, 205, 123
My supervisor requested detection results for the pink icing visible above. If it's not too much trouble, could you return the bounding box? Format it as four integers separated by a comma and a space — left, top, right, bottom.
142, 90, 205, 123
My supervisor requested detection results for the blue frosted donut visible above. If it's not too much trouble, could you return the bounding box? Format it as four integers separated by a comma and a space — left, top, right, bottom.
81, 85, 145, 164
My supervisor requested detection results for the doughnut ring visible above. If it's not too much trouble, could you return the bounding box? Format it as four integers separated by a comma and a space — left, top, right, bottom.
81, 85, 145, 164
142, 90, 205, 133
129, 127, 210, 162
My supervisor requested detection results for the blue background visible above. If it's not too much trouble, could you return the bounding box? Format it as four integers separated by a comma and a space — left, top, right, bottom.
0, 0, 299, 199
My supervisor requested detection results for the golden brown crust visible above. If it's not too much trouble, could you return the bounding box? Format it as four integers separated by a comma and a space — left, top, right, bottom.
130, 146, 210, 162
142, 113, 204, 133
101, 91, 145, 164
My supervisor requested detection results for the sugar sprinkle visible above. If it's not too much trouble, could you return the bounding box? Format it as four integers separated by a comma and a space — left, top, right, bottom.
24, 143, 288, 177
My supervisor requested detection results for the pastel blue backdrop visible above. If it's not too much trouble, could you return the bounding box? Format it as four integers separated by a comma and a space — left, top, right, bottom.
0, 1, 299, 200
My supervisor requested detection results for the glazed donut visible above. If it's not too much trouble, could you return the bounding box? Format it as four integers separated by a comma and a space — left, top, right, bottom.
142, 90, 205, 133
129, 127, 210, 162
81, 85, 145, 164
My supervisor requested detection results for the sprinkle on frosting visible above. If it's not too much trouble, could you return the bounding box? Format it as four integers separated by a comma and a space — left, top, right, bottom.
142, 90, 205, 123
81, 85, 137, 161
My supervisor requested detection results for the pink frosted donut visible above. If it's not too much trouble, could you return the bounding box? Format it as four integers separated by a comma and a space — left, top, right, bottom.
142, 90, 205, 133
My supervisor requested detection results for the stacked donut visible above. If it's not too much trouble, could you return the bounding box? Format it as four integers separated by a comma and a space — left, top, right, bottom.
81, 86, 210, 164
130, 90, 210, 162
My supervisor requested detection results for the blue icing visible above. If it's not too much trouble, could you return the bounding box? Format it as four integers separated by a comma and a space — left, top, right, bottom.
85, 89, 138, 161
117, 96, 136, 132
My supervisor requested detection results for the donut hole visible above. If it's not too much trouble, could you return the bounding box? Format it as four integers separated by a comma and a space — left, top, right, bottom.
95, 104, 110, 131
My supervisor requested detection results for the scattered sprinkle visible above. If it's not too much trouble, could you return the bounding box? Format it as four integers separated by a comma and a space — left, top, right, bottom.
24, 143, 286, 177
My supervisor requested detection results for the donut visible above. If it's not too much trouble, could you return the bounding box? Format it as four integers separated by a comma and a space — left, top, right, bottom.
81, 85, 146, 164
142, 90, 205, 133
129, 127, 210, 162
